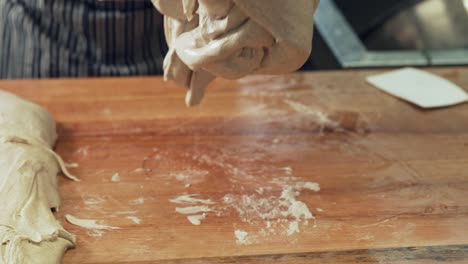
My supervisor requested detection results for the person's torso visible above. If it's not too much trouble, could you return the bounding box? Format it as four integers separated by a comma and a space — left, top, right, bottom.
0, 0, 166, 78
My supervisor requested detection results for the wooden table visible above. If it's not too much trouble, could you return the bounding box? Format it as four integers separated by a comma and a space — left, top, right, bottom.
2, 68, 467, 263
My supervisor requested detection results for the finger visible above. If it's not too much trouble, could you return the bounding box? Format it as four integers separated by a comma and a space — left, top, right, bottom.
163, 48, 192, 88
186, 70, 216, 107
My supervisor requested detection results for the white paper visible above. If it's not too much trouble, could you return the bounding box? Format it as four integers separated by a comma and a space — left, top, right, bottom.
367, 67, 468, 108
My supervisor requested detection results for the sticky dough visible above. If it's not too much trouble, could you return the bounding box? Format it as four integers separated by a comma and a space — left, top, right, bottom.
0, 91, 78, 264
152, 0, 319, 106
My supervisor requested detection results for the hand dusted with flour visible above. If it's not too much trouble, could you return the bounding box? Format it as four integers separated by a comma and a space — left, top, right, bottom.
0, 91, 77, 264
152, 0, 319, 106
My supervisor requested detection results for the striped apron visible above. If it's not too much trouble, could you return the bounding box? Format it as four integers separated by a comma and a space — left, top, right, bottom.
0, 0, 167, 79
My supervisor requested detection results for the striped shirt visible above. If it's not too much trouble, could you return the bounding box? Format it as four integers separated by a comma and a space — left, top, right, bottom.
0, 0, 167, 79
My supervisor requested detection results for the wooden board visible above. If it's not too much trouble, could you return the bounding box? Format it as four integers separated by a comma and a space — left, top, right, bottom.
1, 68, 467, 263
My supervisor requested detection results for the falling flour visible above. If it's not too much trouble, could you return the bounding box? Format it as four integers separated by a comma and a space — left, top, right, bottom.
284, 99, 341, 132
65, 214, 120, 230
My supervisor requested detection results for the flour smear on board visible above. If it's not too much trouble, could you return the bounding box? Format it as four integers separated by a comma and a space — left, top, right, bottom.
169, 169, 321, 244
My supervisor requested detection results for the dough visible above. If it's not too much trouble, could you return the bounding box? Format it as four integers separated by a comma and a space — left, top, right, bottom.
0, 91, 78, 264
152, 0, 319, 106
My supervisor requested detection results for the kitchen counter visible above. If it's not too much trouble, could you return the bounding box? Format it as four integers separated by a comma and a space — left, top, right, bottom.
1, 68, 467, 263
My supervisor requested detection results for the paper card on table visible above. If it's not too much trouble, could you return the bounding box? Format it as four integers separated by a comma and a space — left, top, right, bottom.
366, 67, 468, 108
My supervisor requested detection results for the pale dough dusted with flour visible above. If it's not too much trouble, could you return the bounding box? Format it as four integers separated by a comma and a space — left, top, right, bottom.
152, 0, 319, 106
0, 91, 78, 264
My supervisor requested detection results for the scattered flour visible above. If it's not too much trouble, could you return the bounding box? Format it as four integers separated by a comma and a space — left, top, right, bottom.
114, 211, 137, 215
87, 229, 106, 238
171, 194, 214, 225
132, 168, 146, 173
64, 162, 79, 168
167, 164, 321, 245
82, 194, 106, 210
287, 221, 300, 236
175, 206, 213, 215
280, 186, 314, 220
172, 170, 209, 184
316, 208, 324, 212
111, 173, 121, 182
187, 214, 206, 225
223, 183, 318, 225
235, 230, 251, 245
129, 198, 145, 205
222, 178, 320, 243
65, 214, 120, 230
84, 198, 104, 206
299, 182, 321, 192
126, 216, 142, 224
255, 188, 264, 195
223, 194, 282, 223
170, 194, 214, 205
76, 146, 89, 157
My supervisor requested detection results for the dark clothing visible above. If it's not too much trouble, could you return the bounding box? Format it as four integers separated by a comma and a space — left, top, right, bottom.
0, 0, 167, 79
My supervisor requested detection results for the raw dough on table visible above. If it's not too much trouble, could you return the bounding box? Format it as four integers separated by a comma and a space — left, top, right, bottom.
0, 91, 77, 264
152, 0, 319, 106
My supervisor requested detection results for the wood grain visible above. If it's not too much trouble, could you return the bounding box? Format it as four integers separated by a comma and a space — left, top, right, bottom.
1, 68, 467, 263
